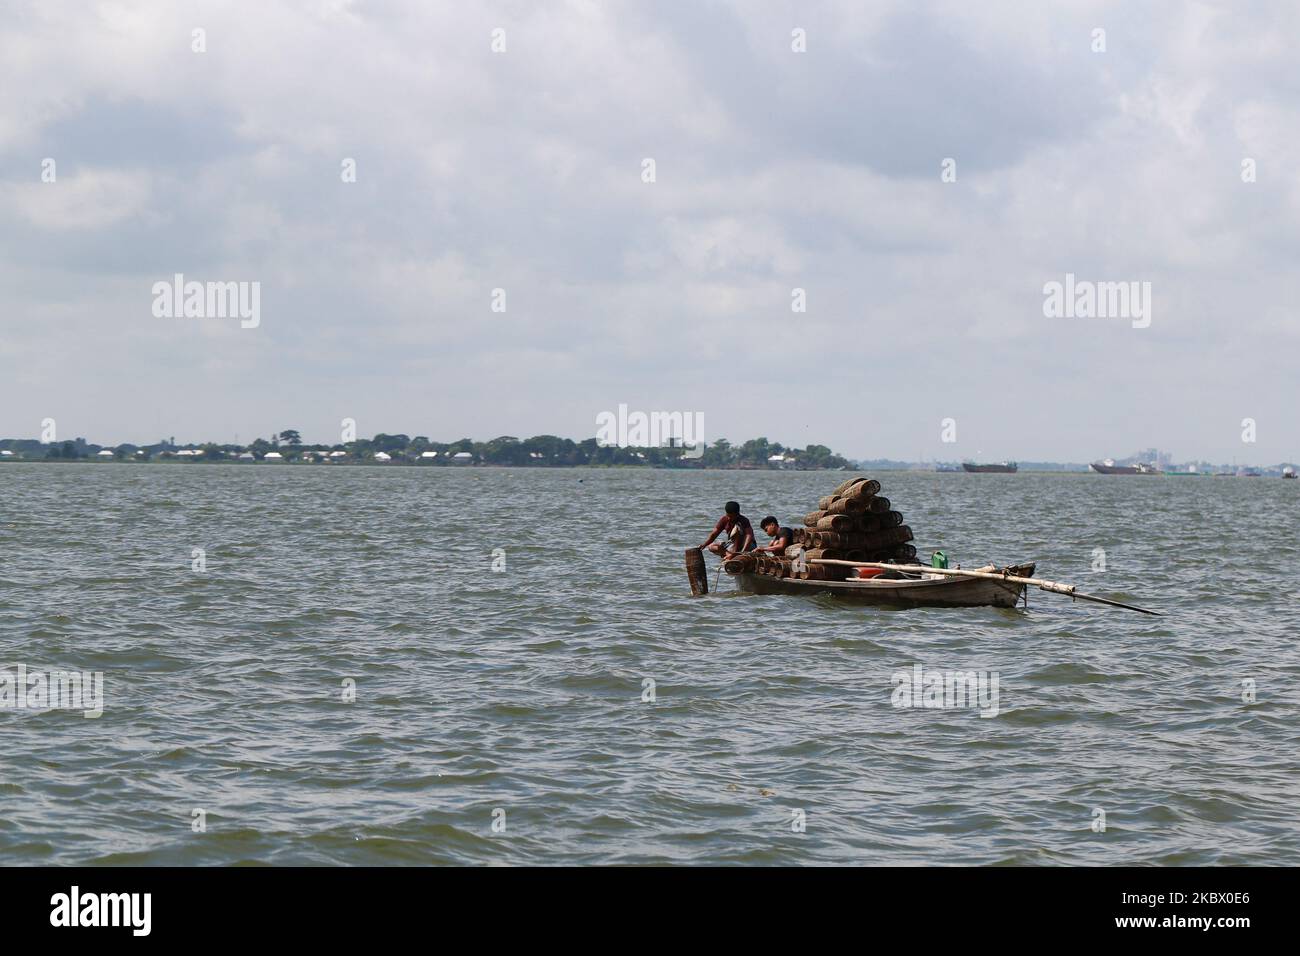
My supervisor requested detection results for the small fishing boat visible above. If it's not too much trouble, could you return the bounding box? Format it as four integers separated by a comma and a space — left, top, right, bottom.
686, 471, 1161, 615
730, 562, 1035, 609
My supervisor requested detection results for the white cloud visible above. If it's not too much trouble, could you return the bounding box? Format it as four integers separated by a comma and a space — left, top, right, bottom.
4, 168, 152, 230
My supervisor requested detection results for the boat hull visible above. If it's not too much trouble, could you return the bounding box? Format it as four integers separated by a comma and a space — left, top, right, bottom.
731, 563, 1034, 609
961, 463, 1017, 473
1091, 463, 1136, 474
1090, 463, 1158, 474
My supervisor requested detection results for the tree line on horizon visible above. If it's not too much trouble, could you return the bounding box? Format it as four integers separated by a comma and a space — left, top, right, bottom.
0, 431, 851, 469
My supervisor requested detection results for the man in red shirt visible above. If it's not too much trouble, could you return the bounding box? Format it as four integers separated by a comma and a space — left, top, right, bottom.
701, 501, 756, 559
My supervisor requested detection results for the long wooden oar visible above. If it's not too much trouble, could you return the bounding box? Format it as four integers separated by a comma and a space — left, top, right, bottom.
808, 560, 1162, 616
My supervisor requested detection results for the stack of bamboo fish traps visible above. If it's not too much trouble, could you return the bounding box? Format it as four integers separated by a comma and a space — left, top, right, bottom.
724, 476, 916, 580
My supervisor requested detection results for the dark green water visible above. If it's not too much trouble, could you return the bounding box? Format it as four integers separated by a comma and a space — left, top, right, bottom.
1, 463, 1297, 864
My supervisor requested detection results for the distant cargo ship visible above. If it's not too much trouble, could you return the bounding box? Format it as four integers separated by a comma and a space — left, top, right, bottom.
962, 462, 1017, 473
1090, 459, 1160, 475
1284, 467, 1297, 479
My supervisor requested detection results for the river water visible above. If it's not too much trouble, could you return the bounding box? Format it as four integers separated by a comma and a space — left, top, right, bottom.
1, 463, 1296, 864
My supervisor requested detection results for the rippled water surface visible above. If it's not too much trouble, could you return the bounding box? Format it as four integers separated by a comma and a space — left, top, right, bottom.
2, 463, 1298, 865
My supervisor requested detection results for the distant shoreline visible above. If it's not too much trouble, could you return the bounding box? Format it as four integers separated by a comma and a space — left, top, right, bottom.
0, 458, 853, 471
0, 433, 852, 471
1, 436, 1292, 476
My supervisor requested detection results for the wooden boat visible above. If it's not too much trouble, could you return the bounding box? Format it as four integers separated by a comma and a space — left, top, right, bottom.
729, 562, 1035, 609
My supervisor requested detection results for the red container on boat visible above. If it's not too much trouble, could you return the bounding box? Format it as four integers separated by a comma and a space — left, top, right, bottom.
853, 567, 885, 579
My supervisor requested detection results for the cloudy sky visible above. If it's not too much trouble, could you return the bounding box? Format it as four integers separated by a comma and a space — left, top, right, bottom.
1, 0, 1296, 462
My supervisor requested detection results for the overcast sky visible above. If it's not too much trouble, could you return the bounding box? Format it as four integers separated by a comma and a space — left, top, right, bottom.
1, 0, 1296, 462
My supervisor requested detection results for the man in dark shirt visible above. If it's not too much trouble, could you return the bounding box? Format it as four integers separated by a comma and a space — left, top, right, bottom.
755, 516, 795, 554
701, 501, 756, 558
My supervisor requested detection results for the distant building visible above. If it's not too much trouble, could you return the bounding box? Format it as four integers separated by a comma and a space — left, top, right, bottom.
452, 451, 474, 464
420, 451, 439, 460
96, 449, 114, 458
374, 452, 392, 462
263, 451, 284, 461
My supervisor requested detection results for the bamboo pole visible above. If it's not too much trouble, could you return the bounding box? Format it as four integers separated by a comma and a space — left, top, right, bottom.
807, 560, 1162, 615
